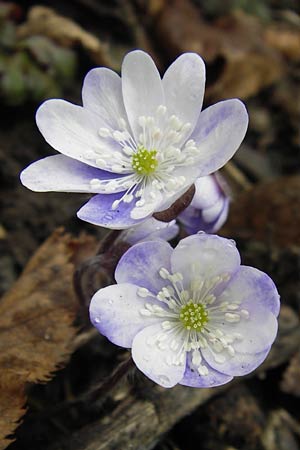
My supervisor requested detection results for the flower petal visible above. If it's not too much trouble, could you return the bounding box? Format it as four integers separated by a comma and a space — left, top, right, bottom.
20, 155, 125, 193
36, 99, 122, 170
90, 283, 161, 348
120, 218, 179, 245
162, 53, 205, 132
191, 175, 223, 210
130, 186, 164, 220
171, 234, 240, 291
201, 196, 225, 223
202, 346, 271, 377
77, 192, 147, 229
82, 67, 127, 130
132, 323, 186, 388
209, 198, 230, 233
180, 351, 233, 387
115, 240, 173, 294
218, 266, 280, 318
190, 99, 249, 176
122, 50, 164, 141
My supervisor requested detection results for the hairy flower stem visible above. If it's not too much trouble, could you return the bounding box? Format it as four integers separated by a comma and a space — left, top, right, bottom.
73, 230, 129, 318
32, 355, 135, 418
89, 355, 135, 403
96, 229, 122, 255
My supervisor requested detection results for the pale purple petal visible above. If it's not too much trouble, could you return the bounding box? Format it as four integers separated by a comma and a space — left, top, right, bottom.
202, 346, 271, 377
115, 240, 173, 294
218, 266, 280, 317
82, 67, 128, 131
208, 300, 277, 354
201, 196, 225, 223
90, 283, 161, 348
36, 99, 122, 170
191, 175, 223, 210
180, 352, 233, 387
208, 198, 230, 233
162, 53, 205, 132
77, 192, 147, 229
20, 155, 124, 193
190, 99, 249, 176
132, 323, 186, 388
171, 234, 240, 291
120, 218, 179, 245
121, 50, 164, 141
178, 200, 228, 234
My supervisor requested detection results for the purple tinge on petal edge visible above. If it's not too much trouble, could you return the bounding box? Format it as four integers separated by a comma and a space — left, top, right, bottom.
77, 192, 148, 229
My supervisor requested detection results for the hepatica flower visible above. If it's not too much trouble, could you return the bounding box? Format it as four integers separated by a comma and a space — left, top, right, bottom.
178, 173, 229, 234
21, 50, 248, 229
90, 234, 279, 388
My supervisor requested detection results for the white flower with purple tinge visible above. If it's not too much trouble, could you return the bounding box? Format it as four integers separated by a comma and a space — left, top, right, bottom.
90, 234, 279, 388
20, 50, 248, 229
178, 174, 229, 234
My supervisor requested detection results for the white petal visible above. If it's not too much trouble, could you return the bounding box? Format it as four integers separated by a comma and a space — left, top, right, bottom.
90, 283, 161, 348
202, 345, 272, 376
130, 185, 164, 220
171, 234, 240, 291
191, 175, 222, 210
132, 323, 186, 388
190, 99, 249, 176
20, 155, 130, 193
82, 67, 128, 130
36, 99, 122, 170
218, 266, 280, 318
163, 53, 205, 132
122, 50, 164, 141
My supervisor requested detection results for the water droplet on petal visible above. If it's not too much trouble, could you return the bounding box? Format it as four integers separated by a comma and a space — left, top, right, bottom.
94, 317, 101, 324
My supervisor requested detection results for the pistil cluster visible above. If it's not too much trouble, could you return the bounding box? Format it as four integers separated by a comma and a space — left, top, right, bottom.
131, 147, 158, 175
180, 301, 208, 331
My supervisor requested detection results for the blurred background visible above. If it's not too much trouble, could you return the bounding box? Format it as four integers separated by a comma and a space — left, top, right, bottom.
1, 1, 300, 449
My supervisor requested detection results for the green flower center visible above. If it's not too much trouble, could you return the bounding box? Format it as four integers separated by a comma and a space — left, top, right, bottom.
180, 301, 208, 332
132, 146, 158, 176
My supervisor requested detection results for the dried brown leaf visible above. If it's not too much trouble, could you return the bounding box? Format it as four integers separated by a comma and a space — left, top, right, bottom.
17, 6, 111, 66
221, 175, 300, 248
153, 0, 284, 100
265, 25, 300, 61
281, 351, 300, 397
0, 229, 96, 449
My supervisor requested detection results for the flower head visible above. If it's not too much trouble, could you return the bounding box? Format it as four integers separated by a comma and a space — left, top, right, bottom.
90, 234, 279, 388
178, 173, 229, 234
21, 50, 248, 229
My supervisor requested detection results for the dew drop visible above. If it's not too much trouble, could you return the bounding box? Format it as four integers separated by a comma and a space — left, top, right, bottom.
94, 317, 101, 324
